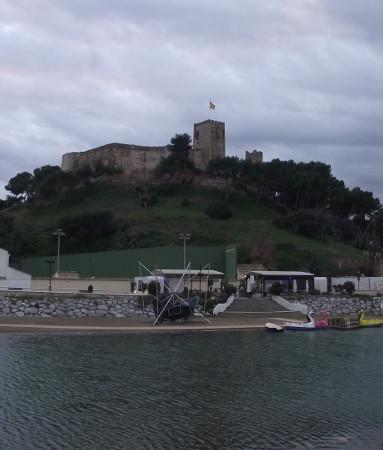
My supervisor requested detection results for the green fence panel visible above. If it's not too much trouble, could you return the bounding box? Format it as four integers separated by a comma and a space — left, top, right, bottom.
225, 245, 238, 280
20, 245, 236, 279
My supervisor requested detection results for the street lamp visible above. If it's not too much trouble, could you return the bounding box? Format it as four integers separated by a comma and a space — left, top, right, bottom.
178, 233, 191, 270
357, 270, 361, 291
52, 228, 66, 275
46, 260, 55, 291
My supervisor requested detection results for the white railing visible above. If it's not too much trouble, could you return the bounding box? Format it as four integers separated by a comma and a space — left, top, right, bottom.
272, 295, 308, 314
212, 294, 235, 317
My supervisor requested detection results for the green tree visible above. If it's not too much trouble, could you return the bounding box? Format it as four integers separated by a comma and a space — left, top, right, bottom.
157, 133, 195, 178
5, 171, 34, 200
57, 210, 117, 253
207, 157, 240, 181
28, 165, 77, 200
349, 187, 380, 216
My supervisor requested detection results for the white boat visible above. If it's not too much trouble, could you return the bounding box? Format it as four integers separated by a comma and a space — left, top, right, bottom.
283, 311, 315, 331
265, 322, 284, 332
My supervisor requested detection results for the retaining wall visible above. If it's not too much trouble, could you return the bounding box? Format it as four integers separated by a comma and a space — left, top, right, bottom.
287, 294, 383, 315
0, 292, 153, 318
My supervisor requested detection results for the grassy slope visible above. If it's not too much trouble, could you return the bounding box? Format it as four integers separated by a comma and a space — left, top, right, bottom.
10, 183, 364, 271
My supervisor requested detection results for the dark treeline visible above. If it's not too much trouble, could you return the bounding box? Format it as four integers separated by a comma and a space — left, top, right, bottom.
205, 156, 382, 250
1, 161, 122, 207
206, 157, 380, 218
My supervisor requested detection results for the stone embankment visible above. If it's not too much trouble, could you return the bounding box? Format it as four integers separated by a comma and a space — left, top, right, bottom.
288, 295, 383, 315
0, 292, 153, 318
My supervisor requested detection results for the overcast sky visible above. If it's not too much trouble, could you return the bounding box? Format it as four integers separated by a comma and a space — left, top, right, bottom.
1, 0, 382, 200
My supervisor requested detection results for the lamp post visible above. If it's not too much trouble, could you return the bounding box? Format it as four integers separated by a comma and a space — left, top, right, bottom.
46, 260, 55, 291
178, 233, 191, 270
357, 270, 361, 291
52, 228, 66, 275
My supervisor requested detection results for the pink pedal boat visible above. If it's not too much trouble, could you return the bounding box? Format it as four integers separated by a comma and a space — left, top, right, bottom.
315, 311, 329, 329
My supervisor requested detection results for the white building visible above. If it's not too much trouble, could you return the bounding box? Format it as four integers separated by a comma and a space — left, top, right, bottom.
0, 248, 32, 290
244, 270, 315, 295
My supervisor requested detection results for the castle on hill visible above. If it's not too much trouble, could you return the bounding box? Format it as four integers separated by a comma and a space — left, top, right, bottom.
61, 119, 263, 180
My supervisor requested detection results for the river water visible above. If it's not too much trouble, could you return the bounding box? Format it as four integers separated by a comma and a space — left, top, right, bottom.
0, 328, 382, 449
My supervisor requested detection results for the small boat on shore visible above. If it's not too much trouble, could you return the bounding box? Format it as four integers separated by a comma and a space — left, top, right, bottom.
265, 322, 284, 332
284, 311, 315, 331
359, 310, 382, 328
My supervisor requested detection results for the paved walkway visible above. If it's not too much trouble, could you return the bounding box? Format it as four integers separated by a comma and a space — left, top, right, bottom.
0, 313, 305, 334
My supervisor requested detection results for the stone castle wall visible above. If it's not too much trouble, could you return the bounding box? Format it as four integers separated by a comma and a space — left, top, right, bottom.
245, 150, 263, 164
62, 143, 169, 181
61, 119, 263, 177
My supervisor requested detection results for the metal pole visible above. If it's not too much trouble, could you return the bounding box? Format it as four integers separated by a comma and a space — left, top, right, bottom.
184, 238, 186, 270
53, 229, 65, 275
178, 233, 190, 270
46, 260, 54, 292
57, 232, 61, 274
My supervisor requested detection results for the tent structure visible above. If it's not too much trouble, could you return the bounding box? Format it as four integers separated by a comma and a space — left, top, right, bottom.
245, 270, 314, 296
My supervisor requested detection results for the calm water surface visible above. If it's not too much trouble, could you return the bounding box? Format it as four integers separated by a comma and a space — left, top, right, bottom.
0, 329, 382, 449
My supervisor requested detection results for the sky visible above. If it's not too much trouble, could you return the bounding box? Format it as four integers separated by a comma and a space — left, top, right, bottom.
1, 0, 382, 200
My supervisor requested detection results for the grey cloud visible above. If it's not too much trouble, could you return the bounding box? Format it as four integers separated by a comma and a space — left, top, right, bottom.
0, 0, 382, 201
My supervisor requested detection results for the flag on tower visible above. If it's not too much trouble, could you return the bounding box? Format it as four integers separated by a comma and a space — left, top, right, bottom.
209, 101, 216, 110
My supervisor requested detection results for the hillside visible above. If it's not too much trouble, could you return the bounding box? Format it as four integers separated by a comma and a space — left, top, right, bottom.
0, 182, 368, 275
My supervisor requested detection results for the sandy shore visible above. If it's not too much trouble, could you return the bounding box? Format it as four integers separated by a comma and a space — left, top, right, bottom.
0, 312, 305, 334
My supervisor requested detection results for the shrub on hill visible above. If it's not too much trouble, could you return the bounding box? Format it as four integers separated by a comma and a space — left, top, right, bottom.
237, 244, 253, 264
205, 201, 232, 220
56, 210, 117, 253
273, 209, 363, 244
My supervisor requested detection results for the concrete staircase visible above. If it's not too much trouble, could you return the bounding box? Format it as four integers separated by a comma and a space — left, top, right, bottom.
224, 296, 292, 315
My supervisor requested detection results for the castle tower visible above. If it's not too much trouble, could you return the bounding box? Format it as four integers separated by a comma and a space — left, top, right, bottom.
192, 120, 225, 169
245, 149, 263, 164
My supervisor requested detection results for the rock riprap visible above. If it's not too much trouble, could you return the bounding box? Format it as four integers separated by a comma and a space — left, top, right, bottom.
0, 292, 153, 317
288, 295, 383, 315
